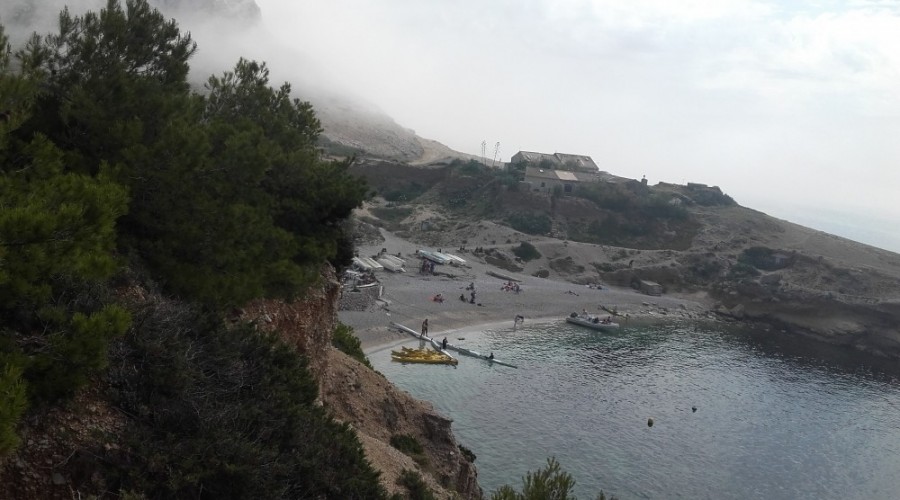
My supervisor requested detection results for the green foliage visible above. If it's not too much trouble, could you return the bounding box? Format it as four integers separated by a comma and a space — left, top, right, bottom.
549, 257, 585, 274
390, 434, 424, 455
458, 444, 476, 463
0, 358, 27, 454
382, 182, 427, 202
26, 305, 131, 401
16, 0, 196, 176
1, 21, 132, 447
689, 187, 735, 206
729, 262, 761, 279
333, 323, 372, 369
506, 213, 552, 236
15, 2, 367, 308
101, 303, 388, 499
574, 182, 635, 212
371, 206, 414, 223
643, 194, 688, 220
490, 457, 578, 500
454, 159, 486, 176
397, 469, 436, 500
739, 246, 790, 271
592, 262, 616, 273
512, 242, 542, 262
318, 134, 364, 157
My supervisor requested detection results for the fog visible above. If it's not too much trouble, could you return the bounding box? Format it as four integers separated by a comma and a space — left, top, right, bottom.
4, 1, 899, 253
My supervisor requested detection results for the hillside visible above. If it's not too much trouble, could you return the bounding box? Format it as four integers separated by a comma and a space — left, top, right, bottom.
344, 157, 900, 359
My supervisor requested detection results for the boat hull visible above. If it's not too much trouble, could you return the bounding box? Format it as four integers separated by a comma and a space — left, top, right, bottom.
565, 316, 620, 331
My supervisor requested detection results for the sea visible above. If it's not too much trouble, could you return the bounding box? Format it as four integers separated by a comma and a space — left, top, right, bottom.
369, 319, 900, 500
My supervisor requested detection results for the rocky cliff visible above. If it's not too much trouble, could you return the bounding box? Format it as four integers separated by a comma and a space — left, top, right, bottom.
0, 265, 481, 498
240, 265, 482, 498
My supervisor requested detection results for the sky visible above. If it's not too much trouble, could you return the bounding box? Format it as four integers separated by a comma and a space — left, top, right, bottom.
3, 1, 899, 253
252, 0, 900, 253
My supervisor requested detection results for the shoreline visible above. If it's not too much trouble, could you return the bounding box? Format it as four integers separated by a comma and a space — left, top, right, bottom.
340, 228, 717, 355
362, 315, 565, 355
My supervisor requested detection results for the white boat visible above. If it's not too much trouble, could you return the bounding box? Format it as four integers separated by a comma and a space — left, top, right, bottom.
360, 257, 383, 271
565, 313, 620, 331
377, 255, 405, 272
352, 256, 384, 272
416, 249, 450, 265
438, 252, 467, 266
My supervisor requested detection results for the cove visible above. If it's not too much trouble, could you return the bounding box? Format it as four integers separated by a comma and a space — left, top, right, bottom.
371, 320, 900, 499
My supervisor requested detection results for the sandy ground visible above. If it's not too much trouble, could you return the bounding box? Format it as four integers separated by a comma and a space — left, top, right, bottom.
339, 228, 716, 352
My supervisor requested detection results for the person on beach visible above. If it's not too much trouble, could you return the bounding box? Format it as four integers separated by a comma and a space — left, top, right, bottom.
421, 318, 428, 336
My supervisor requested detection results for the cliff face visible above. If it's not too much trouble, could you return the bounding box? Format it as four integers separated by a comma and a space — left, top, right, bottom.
241, 264, 483, 498
1, 264, 481, 498
240, 265, 341, 385
321, 349, 483, 499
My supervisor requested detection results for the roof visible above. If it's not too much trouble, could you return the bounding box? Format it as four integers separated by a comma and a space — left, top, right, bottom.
554, 153, 598, 171
524, 166, 591, 182
512, 151, 598, 172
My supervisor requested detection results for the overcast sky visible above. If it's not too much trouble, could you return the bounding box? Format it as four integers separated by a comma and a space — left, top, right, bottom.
251, 0, 900, 253
3, 1, 898, 252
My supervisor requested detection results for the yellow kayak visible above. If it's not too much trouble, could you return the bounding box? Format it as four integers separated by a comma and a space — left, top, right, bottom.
391, 347, 458, 365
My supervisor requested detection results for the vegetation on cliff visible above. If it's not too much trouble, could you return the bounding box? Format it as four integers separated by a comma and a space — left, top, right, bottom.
0, 1, 382, 496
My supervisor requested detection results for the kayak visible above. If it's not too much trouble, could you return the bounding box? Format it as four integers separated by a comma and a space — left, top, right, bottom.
390, 347, 458, 365
389, 322, 517, 368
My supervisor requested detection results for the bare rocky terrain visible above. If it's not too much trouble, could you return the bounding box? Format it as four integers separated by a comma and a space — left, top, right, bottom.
341, 151, 900, 360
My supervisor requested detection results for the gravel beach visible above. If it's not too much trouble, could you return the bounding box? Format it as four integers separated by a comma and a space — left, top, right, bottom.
339, 229, 715, 352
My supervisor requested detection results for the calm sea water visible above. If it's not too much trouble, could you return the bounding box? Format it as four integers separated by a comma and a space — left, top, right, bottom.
370, 320, 900, 499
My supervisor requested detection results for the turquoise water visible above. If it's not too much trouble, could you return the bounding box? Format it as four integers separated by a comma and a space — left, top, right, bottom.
370, 321, 900, 499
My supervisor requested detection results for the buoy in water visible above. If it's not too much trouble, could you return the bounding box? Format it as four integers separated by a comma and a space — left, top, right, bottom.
647, 418, 654, 427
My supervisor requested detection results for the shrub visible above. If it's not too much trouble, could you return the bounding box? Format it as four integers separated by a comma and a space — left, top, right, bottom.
489, 456, 619, 499
729, 262, 760, 279
390, 434, 424, 455
98, 303, 388, 499
0, 360, 27, 455
512, 242, 542, 262
332, 323, 372, 369
371, 206, 414, 223
458, 444, 476, 463
397, 469, 436, 500
738, 246, 791, 271
506, 213, 551, 236
490, 457, 577, 500
382, 183, 427, 202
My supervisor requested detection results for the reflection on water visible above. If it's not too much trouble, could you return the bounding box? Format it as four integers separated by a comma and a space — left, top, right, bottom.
371, 320, 900, 499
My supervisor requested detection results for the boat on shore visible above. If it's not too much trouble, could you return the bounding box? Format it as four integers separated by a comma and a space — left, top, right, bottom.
377, 254, 406, 272
352, 256, 384, 272
565, 313, 620, 332
416, 249, 450, 265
